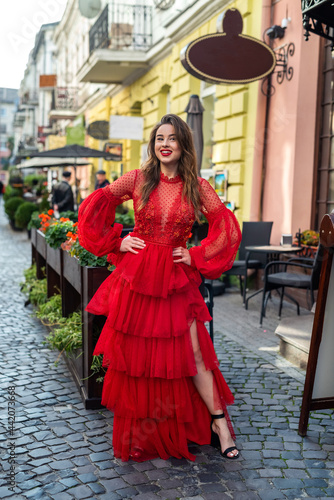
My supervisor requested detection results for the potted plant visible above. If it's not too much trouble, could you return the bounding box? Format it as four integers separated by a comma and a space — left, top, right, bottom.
296, 230, 319, 259
29, 212, 114, 408
60, 229, 112, 408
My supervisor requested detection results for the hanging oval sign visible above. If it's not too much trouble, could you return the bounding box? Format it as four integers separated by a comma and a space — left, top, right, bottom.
181, 8, 276, 84
87, 120, 109, 140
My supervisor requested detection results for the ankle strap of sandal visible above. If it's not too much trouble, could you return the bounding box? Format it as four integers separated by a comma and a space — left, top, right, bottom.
211, 412, 225, 419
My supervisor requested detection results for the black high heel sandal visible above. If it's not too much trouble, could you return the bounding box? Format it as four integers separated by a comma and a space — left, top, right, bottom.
210, 413, 239, 460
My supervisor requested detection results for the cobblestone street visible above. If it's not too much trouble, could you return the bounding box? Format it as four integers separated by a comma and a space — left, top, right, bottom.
0, 205, 334, 500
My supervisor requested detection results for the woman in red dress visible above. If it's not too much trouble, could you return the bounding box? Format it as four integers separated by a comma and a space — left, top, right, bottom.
78, 114, 241, 462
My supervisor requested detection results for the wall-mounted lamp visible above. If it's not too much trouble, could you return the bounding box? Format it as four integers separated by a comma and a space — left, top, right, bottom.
265, 16, 291, 40
266, 25, 286, 40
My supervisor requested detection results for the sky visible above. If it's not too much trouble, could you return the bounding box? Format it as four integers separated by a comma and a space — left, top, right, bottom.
0, 0, 67, 90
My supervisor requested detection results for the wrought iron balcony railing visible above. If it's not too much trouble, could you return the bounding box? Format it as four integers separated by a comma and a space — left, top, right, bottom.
52, 87, 79, 111
301, 0, 334, 46
21, 90, 39, 106
89, 3, 152, 54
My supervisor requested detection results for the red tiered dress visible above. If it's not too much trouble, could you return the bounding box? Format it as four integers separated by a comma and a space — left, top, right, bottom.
78, 169, 241, 462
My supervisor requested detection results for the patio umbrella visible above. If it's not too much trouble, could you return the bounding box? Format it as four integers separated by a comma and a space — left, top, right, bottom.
31, 144, 119, 203
16, 157, 91, 170
185, 95, 205, 174
31, 144, 119, 161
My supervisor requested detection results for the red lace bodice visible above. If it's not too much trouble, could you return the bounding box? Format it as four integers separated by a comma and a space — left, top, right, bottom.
78, 169, 241, 279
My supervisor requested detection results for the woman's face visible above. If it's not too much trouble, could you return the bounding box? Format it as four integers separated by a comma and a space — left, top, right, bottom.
154, 124, 181, 167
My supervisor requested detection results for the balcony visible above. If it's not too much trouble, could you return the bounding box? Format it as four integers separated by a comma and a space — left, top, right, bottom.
78, 3, 152, 84
301, 0, 334, 45
20, 90, 39, 107
49, 87, 79, 121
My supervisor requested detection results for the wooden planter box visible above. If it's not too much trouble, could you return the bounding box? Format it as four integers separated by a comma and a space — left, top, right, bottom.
31, 227, 37, 266
80, 265, 111, 409
31, 231, 114, 409
61, 250, 82, 317
60, 250, 111, 409
32, 229, 47, 279
46, 245, 62, 298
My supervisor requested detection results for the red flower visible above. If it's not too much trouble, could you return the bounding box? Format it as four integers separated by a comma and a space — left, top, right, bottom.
66, 231, 77, 241
48, 209, 54, 216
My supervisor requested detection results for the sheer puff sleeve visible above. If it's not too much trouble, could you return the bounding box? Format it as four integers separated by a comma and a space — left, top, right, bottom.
78, 170, 138, 259
189, 178, 241, 280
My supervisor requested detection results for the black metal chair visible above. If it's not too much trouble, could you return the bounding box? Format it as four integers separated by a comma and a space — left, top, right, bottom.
224, 221, 273, 299
259, 245, 324, 326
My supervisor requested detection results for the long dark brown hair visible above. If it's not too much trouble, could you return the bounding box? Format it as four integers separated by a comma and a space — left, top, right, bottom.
140, 114, 201, 221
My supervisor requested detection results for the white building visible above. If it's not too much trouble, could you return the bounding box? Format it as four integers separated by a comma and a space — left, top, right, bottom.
49, 0, 103, 139
14, 23, 58, 160
0, 88, 18, 165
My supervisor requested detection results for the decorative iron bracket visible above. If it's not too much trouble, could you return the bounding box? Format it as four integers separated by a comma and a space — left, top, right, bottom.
301, 0, 334, 48
261, 42, 295, 96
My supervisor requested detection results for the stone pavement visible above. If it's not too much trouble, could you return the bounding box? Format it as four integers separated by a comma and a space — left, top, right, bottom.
0, 205, 333, 500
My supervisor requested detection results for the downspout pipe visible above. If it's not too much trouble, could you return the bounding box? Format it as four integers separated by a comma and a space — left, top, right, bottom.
259, 1, 274, 221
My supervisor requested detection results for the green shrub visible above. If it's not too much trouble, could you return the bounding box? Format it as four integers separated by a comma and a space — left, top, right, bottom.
4, 196, 24, 222
59, 210, 78, 222
3, 184, 23, 201
20, 265, 48, 306
44, 311, 82, 358
15, 203, 38, 229
37, 294, 65, 326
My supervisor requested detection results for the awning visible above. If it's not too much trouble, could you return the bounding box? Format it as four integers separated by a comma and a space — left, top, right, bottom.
16, 157, 91, 170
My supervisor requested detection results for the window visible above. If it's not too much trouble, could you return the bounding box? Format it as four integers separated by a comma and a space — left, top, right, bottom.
0, 108, 6, 116
0, 124, 7, 134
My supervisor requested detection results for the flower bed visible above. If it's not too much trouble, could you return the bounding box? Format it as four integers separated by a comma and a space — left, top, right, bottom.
28, 210, 115, 408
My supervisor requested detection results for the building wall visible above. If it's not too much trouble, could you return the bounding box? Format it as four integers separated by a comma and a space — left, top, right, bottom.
84, 0, 263, 225
260, 0, 321, 243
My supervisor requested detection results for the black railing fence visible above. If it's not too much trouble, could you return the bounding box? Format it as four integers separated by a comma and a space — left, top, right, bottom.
89, 3, 152, 53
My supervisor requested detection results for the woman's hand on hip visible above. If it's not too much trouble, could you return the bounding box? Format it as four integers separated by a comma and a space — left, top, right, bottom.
173, 247, 191, 266
120, 235, 146, 254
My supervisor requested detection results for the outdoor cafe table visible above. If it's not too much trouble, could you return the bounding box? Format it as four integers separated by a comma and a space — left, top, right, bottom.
243, 245, 302, 309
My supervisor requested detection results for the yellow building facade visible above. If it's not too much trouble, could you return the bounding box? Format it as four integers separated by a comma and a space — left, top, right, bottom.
85, 0, 261, 223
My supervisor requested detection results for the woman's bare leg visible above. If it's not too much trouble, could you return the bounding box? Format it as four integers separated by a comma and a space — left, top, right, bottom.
190, 320, 238, 458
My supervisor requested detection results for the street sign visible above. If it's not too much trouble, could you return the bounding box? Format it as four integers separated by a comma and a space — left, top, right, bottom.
181, 8, 276, 84
109, 116, 144, 141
